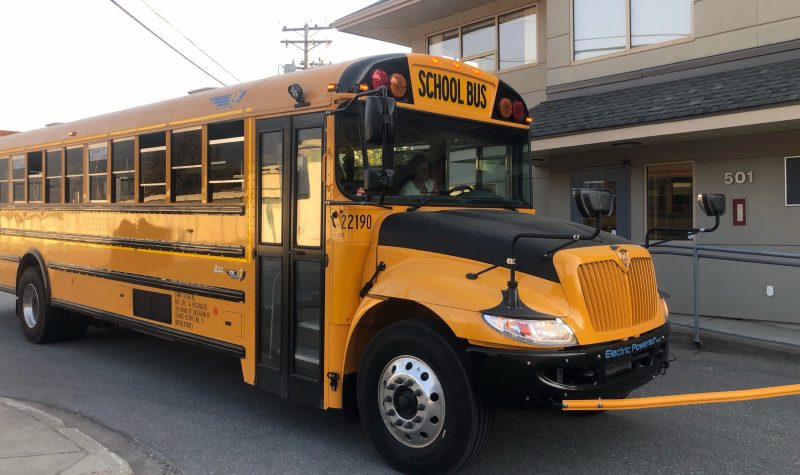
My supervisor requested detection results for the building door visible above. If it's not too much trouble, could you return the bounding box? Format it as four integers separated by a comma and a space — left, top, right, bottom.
256, 113, 325, 407
571, 166, 629, 239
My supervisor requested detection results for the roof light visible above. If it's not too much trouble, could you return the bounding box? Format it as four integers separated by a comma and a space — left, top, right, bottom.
450, 61, 462, 69
371, 69, 389, 90
471, 68, 481, 75
497, 98, 513, 119
430, 56, 441, 65
288, 83, 305, 104
389, 73, 407, 98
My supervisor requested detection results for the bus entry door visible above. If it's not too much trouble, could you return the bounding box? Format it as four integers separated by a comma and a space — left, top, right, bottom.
255, 114, 325, 406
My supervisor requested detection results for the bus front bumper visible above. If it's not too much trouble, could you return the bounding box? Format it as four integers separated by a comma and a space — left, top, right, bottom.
467, 324, 670, 408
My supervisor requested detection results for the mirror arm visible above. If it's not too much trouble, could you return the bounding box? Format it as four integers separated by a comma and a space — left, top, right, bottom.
504, 212, 603, 308
379, 86, 389, 206
541, 212, 602, 259
645, 213, 720, 248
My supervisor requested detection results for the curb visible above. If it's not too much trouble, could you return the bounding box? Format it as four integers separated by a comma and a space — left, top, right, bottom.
670, 324, 800, 362
0, 397, 133, 475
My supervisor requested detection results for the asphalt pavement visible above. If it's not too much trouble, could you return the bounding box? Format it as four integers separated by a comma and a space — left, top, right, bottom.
0, 291, 799, 474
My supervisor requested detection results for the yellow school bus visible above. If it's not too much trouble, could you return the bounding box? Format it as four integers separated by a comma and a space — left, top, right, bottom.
1, 53, 675, 472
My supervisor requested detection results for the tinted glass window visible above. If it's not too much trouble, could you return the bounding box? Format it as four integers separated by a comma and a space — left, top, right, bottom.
66, 148, 83, 176
172, 129, 202, 202
296, 128, 321, 247
140, 132, 166, 203
208, 121, 244, 203
12, 155, 25, 180
113, 139, 135, 203
46, 150, 62, 177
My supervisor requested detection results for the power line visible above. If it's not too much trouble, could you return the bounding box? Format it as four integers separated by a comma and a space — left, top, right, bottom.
108, 0, 228, 87
137, 0, 241, 83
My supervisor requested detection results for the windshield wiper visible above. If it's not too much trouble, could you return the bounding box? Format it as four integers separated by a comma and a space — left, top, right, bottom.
406, 193, 439, 212
471, 194, 518, 212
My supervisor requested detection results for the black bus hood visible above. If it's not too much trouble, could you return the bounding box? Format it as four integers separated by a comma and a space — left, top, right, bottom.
378, 209, 628, 282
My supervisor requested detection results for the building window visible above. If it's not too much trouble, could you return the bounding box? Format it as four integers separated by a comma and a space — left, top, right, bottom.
573, 0, 691, 61
139, 132, 167, 203
88, 143, 108, 202
65, 147, 84, 203
46, 149, 62, 204
208, 120, 244, 203
647, 163, 693, 240
171, 127, 202, 203
0, 157, 8, 203
427, 5, 537, 71
112, 138, 135, 203
786, 156, 800, 206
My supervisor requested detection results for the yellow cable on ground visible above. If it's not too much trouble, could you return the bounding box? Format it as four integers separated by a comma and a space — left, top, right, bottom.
562, 384, 800, 411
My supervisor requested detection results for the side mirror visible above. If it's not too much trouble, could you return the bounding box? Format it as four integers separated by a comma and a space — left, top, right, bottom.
365, 96, 396, 145
364, 168, 396, 192
697, 193, 726, 216
572, 188, 614, 218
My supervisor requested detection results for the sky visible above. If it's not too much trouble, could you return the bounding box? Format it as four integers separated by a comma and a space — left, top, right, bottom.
0, 0, 407, 132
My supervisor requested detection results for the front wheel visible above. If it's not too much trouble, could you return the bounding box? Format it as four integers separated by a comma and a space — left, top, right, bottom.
17, 268, 65, 343
357, 319, 492, 474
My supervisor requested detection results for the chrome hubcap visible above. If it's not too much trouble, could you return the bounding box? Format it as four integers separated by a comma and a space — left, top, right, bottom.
378, 355, 445, 448
22, 284, 40, 329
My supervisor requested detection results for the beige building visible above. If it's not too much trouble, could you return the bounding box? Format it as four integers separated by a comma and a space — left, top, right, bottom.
334, 0, 800, 326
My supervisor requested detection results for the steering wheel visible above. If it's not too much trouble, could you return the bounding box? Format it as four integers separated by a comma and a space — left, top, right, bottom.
446, 184, 474, 195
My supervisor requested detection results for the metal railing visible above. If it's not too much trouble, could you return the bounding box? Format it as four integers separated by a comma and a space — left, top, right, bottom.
646, 244, 800, 346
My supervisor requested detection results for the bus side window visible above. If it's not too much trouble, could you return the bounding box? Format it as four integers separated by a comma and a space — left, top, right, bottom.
139, 132, 167, 204
208, 120, 244, 203
88, 143, 108, 202
65, 147, 83, 203
12, 155, 26, 202
171, 127, 202, 203
27, 151, 43, 203
112, 138, 135, 203
0, 157, 8, 203
46, 149, 63, 204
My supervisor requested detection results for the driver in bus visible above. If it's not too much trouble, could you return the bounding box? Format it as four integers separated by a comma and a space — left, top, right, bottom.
400, 154, 438, 195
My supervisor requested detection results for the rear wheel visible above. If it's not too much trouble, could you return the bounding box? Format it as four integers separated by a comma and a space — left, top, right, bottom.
18, 268, 66, 343
357, 319, 492, 474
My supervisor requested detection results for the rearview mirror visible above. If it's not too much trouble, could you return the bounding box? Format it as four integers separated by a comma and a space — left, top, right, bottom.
572, 188, 614, 218
365, 96, 396, 145
364, 168, 396, 192
697, 193, 726, 216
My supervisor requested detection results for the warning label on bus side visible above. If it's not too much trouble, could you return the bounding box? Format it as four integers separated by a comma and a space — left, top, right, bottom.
174, 292, 209, 329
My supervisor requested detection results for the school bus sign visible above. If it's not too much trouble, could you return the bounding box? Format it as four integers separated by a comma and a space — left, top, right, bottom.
408, 57, 499, 123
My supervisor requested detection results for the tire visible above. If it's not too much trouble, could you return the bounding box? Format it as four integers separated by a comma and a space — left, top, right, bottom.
357, 319, 492, 474
17, 268, 67, 344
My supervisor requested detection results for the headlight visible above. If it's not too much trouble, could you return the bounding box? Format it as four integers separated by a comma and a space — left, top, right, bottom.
483, 315, 577, 346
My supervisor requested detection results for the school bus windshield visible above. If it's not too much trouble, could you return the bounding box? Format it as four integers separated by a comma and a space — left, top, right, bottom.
335, 105, 532, 207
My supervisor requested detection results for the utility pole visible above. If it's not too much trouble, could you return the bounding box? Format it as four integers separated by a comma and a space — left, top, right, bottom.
281, 23, 333, 70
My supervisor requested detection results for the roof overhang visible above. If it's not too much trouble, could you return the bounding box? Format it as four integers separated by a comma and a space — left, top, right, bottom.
332, 0, 490, 45
531, 104, 800, 156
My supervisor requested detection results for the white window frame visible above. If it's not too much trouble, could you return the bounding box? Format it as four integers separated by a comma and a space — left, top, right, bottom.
426, 4, 539, 73
571, 0, 694, 64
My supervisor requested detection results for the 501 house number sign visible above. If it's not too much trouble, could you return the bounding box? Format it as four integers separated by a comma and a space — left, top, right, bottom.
723, 171, 753, 185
